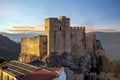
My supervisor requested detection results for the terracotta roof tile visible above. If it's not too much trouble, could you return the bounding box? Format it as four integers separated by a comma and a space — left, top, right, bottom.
21, 67, 62, 80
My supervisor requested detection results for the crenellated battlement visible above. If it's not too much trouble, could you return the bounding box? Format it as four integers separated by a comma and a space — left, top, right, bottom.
86, 33, 96, 37
70, 26, 85, 31
86, 33, 96, 42
70, 27, 85, 33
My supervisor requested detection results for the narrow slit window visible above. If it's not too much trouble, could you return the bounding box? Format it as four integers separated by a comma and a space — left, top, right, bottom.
60, 27, 61, 31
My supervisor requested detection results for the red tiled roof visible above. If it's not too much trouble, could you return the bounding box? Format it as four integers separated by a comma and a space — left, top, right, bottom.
21, 67, 62, 80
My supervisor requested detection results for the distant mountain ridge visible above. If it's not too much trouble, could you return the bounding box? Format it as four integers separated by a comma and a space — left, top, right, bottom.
0, 34, 20, 61
95, 32, 120, 60
1, 32, 43, 42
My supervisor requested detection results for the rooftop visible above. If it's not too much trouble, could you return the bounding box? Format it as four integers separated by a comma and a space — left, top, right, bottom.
21, 69, 58, 80
2, 60, 38, 79
2, 60, 63, 80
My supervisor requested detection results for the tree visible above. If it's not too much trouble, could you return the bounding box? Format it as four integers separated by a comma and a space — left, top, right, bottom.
0, 57, 5, 64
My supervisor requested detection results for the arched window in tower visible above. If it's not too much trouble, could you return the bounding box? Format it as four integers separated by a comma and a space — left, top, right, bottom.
60, 26, 61, 31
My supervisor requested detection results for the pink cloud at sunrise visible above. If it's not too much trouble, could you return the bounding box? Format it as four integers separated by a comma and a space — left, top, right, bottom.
7, 25, 44, 33
85, 26, 118, 33
7, 25, 118, 33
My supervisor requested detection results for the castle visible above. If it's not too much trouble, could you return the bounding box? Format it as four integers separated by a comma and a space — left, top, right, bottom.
19, 16, 103, 63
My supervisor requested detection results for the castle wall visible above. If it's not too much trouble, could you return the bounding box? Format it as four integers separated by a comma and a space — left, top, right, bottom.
39, 35, 47, 58
21, 37, 40, 56
19, 35, 47, 62
95, 40, 103, 50
86, 33, 96, 53
70, 27, 86, 57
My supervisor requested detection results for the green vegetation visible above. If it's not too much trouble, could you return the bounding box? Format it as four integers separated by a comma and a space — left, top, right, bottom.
0, 57, 5, 63
0, 57, 5, 67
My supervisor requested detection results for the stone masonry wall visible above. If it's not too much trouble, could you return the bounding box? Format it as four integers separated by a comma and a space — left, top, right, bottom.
70, 27, 86, 58
19, 35, 47, 62
21, 37, 40, 56
86, 33, 96, 53
45, 16, 71, 55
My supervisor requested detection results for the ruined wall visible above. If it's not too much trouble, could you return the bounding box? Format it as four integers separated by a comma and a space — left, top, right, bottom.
95, 40, 103, 50
21, 37, 40, 56
39, 35, 47, 59
19, 35, 47, 62
86, 33, 96, 53
45, 16, 71, 55
70, 27, 86, 58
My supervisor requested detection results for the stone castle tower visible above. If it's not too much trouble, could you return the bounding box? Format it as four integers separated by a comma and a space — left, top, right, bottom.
19, 16, 99, 63
45, 16, 71, 55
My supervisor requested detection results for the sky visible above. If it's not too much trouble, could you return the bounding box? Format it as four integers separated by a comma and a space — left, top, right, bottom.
0, 0, 120, 33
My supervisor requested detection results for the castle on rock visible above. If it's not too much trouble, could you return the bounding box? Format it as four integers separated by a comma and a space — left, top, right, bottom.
19, 16, 103, 63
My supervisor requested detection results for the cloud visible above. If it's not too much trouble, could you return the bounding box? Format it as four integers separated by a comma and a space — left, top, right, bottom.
85, 26, 118, 32
7, 25, 118, 33
8, 25, 44, 33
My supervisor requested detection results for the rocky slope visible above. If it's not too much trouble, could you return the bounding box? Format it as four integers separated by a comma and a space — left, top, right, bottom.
0, 34, 20, 61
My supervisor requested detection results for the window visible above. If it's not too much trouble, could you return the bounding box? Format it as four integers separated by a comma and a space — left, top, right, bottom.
60, 26, 61, 31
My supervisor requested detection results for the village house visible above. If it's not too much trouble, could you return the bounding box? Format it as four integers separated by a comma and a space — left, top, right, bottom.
0, 60, 67, 80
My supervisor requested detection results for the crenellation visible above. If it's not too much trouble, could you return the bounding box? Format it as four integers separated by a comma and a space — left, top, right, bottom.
80, 27, 82, 29
59, 16, 66, 19
86, 33, 96, 40
70, 27, 85, 31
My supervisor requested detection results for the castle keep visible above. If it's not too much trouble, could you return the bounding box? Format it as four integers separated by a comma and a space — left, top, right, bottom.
19, 16, 99, 63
